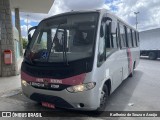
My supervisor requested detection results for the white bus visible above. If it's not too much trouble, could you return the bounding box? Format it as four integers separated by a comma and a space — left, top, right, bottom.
21, 9, 140, 112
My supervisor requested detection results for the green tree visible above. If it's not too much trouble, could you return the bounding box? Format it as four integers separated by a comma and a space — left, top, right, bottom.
22, 38, 28, 49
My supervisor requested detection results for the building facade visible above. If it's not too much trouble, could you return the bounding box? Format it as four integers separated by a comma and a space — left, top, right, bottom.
0, 0, 54, 77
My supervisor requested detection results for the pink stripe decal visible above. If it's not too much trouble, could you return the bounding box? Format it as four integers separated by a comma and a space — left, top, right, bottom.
21, 72, 86, 85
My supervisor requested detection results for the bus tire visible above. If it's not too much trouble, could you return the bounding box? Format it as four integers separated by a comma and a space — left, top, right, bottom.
149, 52, 157, 60
129, 62, 135, 77
129, 70, 134, 77
95, 84, 108, 113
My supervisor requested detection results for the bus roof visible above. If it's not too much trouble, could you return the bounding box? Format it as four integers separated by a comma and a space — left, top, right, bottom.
41, 9, 137, 32
42, 9, 102, 21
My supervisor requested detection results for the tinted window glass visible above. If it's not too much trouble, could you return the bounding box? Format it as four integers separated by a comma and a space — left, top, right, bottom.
135, 31, 138, 46
119, 24, 126, 48
105, 22, 118, 49
130, 29, 134, 47
132, 30, 136, 47
98, 22, 106, 66
127, 28, 133, 48
112, 32, 118, 48
136, 32, 139, 46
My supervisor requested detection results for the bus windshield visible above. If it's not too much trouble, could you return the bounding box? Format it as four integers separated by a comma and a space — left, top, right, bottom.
26, 13, 98, 63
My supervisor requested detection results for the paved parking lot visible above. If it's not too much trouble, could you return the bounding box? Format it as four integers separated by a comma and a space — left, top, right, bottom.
0, 58, 160, 120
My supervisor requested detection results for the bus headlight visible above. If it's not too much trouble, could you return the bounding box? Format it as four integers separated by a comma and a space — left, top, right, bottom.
21, 80, 29, 87
66, 82, 96, 93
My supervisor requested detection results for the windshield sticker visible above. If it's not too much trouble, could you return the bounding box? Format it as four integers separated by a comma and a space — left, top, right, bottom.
41, 51, 48, 59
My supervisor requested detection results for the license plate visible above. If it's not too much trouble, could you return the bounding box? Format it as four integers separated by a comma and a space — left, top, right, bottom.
42, 102, 55, 109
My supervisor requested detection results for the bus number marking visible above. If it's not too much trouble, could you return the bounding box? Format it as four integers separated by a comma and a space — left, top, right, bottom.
51, 84, 60, 88
50, 79, 62, 84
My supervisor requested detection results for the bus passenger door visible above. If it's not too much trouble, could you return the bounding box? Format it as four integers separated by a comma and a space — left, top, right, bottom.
118, 24, 130, 80
105, 19, 123, 91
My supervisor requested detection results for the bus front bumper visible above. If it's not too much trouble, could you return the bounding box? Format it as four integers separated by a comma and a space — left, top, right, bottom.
22, 83, 100, 111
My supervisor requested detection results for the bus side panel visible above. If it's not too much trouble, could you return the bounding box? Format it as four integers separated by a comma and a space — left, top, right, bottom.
120, 49, 130, 81
130, 47, 140, 71
105, 50, 124, 92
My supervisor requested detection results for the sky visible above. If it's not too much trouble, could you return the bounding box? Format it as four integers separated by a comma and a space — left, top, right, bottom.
12, 0, 160, 38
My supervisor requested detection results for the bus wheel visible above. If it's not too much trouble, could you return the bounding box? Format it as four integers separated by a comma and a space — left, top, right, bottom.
129, 62, 135, 77
96, 84, 108, 112
149, 52, 157, 60
129, 70, 133, 77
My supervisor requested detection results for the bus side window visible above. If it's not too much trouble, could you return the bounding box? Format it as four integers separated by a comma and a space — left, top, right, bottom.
116, 28, 119, 48
119, 24, 127, 48
134, 31, 138, 47
130, 29, 134, 47
136, 32, 140, 46
105, 22, 118, 49
98, 23, 106, 66
105, 22, 111, 48
111, 28, 118, 49
127, 28, 133, 48
138, 32, 140, 42
117, 23, 121, 48
132, 30, 136, 47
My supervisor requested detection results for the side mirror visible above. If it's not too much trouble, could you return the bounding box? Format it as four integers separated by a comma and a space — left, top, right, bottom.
28, 34, 32, 42
28, 26, 37, 35
100, 25, 104, 37
27, 26, 37, 42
